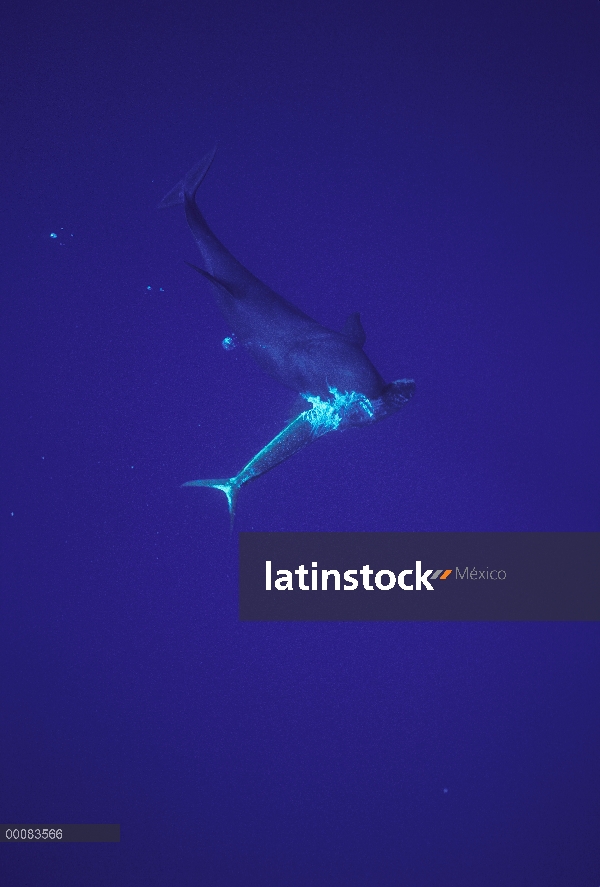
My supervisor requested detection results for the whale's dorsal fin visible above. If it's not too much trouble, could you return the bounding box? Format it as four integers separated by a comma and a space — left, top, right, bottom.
341, 312, 366, 348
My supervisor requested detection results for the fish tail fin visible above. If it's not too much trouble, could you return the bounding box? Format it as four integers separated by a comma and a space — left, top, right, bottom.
182, 476, 240, 527
157, 146, 218, 208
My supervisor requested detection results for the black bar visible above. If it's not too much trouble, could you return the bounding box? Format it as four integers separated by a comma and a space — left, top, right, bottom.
239, 532, 600, 621
0, 825, 120, 843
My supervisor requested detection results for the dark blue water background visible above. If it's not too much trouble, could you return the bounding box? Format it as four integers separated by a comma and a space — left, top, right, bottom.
2, 1, 599, 884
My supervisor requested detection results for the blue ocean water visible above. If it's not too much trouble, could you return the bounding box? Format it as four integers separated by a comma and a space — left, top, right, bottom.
1, 1, 599, 884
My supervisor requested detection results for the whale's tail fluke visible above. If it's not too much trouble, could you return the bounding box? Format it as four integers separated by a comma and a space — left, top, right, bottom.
182, 476, 240, 527
157, 147, 217, 209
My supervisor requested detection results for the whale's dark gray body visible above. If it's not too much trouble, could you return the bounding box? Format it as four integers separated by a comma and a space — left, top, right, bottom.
159, 150, 414, 520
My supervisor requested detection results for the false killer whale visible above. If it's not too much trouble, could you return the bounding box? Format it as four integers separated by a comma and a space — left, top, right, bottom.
159, 149, 414, 521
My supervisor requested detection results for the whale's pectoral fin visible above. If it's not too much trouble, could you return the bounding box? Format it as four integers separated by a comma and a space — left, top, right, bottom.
381, 378, 416, 411
184, 263, 239, 300
341, 312, 366, 348
157, 147, 218, 209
